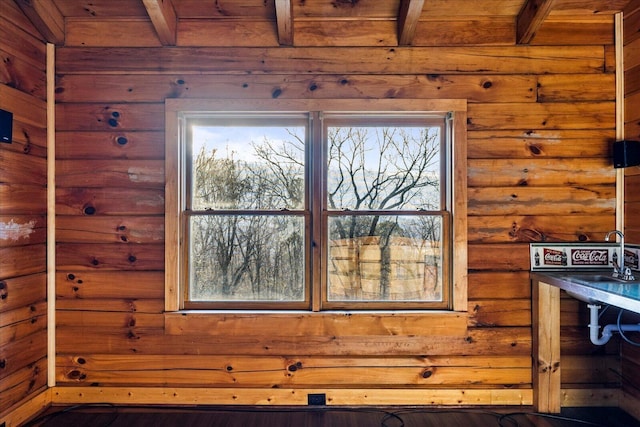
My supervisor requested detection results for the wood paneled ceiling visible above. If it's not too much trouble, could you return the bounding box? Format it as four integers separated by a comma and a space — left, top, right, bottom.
14, 0, 637, 47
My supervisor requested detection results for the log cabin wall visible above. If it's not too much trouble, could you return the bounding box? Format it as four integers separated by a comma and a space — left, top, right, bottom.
622, 0, 640, 417
0, 0, 49, 419
47, 1, 622, 407
625, 1, 640, 240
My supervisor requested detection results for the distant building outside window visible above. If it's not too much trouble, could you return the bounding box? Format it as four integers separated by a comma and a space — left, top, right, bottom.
165, 99, 467, 312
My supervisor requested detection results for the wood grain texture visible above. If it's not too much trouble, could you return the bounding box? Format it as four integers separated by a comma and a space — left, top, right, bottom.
15, 0, 65, 44
1, 119, 47, 158
532, 280, 561, 412
56, 103, 164, 131
178, 20, 279, 47
0, 8, 47, 69
0, 273, 46, 313
468, 186, 616, 216
4, 0, 635, 414
164, 312, 467, 337
623, 2, 640, 409
56, 131, 164, 160
55, 46, 606, 75
275, 0, 293, 46
54, 74, 537, 103
0, 358, 47, 414
517, 0, 557, 44
411, 18, 516, 46
52, 30, 622, 405
531, 18, 615, 45
56, 188, 165, 215
50, 386, 535, 407
0, 329, 47, 382
468, 129, 614, 159
468, 271, 532, 299
55, 326, 532, 357
56, 216, 164, 244
55, 354, 530, 387
2, 0, 639, 418
56, 243, 164, 271
56, 270, 164, 302
467, 102, 615, 131
0, 244, 46, 278
0, 151, 47, 186
0, 48, 46, 100
468, 158, 613, 187
142, 0, 177, 46
56, 160, 164, 188
468, 215, 615, 243
64, 19, 162, 47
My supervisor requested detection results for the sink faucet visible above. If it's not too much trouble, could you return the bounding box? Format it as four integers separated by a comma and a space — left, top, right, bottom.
605, 230, 635, 281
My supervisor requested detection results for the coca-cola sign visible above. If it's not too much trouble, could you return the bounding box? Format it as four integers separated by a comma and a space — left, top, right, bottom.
531, 244, 640, 271
571, 249, 608, 266
625, 249, 639, 269
543, 248, 566, 266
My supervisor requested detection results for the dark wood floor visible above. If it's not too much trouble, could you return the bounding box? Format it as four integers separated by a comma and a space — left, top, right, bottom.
25, 405, 640, 427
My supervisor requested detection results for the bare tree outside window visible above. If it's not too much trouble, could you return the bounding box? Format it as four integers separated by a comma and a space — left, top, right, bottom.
188, 126, 306, 302
186, 115, 445, 306
325, 124, 443, 302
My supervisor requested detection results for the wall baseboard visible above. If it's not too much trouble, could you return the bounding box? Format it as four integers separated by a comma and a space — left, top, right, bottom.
49, 386, 621, 407
620, 392, 640, 420
1, 386, 624, 426
0, 388, 51, 427
561, 388, 620, 407
51, 386, 533, 407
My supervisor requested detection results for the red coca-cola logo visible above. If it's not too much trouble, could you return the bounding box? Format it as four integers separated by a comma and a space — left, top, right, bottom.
543, 248, 564, 265
571, 249, 608, 265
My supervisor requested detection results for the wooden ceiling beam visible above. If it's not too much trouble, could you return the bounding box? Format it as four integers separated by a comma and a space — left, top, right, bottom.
15, 0, 65, 45
398, 0, 425, 46
517, 0, 557, 44
275, 0, 294, 46
142, 0, 177, 46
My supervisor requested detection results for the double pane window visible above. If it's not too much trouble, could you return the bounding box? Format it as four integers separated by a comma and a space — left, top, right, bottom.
182, 112, 451, 310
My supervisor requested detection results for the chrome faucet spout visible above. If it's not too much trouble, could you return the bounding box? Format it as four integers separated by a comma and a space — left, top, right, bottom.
605, 230, 624, 241
605, 230, 629, 279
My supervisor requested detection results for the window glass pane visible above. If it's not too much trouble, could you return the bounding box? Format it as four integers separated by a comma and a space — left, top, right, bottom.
189, 215, 305, 301
191, 125, 305, 210
326, 125, 441, 211
327, 215, 443, 302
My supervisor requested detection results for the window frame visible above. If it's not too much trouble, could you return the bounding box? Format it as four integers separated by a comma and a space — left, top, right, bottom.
183, 113, 311, 310
165, 99, 468, 313
319, 113, 451, 310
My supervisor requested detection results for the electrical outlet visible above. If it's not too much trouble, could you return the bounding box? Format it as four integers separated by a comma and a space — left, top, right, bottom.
307, 393, 326, 405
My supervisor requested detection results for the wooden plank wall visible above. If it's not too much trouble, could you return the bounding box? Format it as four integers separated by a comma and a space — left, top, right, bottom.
0, 0, 49, 418
51, 5, 622, 404
622, 0, 640, 417
626, 0, 640, 242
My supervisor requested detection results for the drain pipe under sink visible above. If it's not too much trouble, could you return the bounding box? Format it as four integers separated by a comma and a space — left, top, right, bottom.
588, 303, 640, 345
